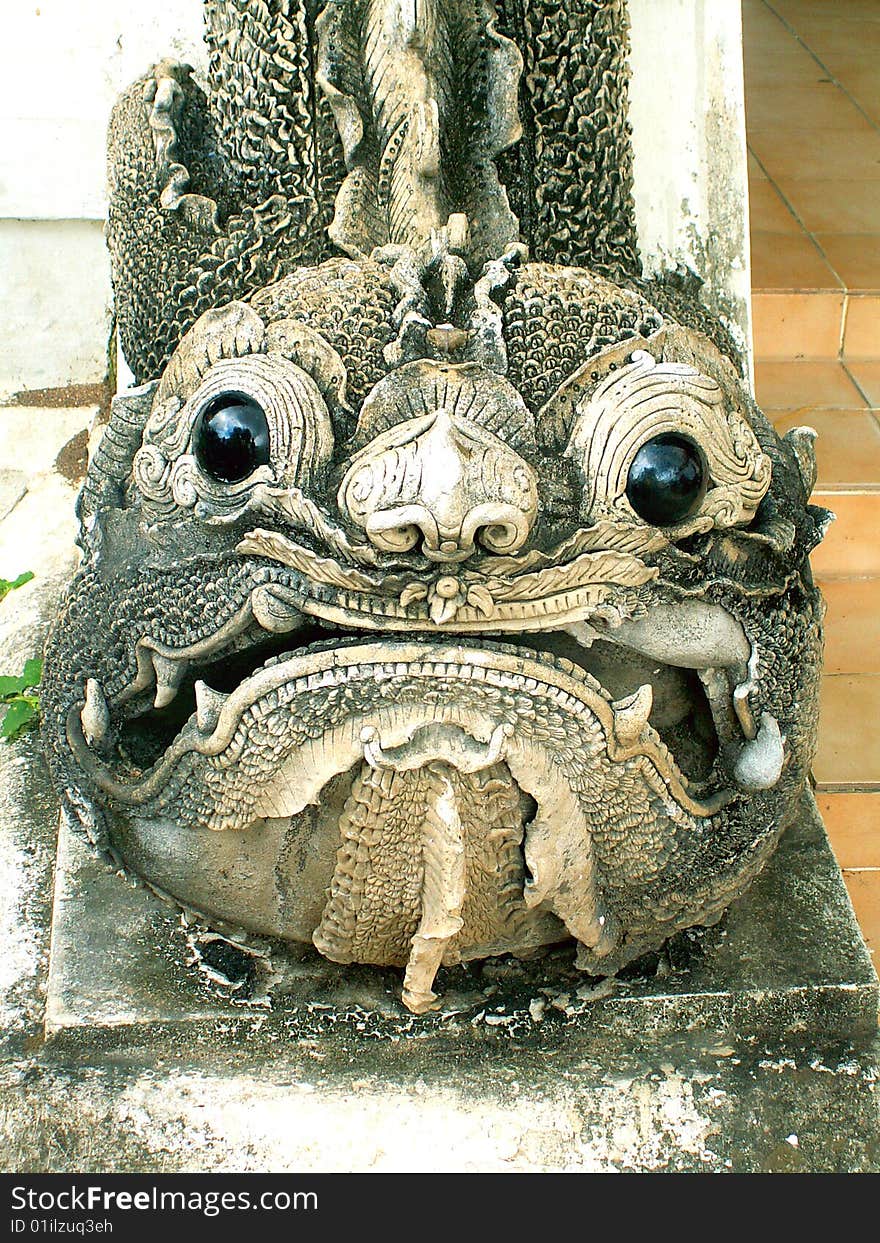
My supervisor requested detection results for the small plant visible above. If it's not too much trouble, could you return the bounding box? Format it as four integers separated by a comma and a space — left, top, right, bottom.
0, 571, 41, 740
0, 657, 42, 741
0, 571, 34, 602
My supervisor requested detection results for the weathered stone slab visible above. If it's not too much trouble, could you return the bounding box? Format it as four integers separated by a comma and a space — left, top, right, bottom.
45, 792, 878, 1051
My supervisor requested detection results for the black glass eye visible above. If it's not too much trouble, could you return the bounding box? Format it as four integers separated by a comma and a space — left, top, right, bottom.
625, 433, 704, 527
194, 393, 270, 483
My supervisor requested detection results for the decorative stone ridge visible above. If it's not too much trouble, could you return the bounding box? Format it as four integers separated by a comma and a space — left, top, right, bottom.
42, 0, 830, 1015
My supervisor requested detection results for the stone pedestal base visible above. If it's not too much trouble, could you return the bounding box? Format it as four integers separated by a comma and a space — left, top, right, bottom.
0, 790, 873, 1171
45, 794, 878, 1051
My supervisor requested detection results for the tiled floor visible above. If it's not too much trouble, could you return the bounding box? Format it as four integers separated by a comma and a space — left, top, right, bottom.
745, 0, 880, 955
746, 0, 880, 357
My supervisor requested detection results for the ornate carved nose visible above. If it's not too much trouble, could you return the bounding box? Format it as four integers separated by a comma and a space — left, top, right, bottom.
338, 408, 538, 563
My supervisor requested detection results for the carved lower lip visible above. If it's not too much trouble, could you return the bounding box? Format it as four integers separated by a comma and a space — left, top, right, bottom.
68, 639, 737, 820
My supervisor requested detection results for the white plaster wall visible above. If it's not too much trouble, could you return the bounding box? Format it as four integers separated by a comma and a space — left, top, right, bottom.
629, 0, 753, 382
0, 220, 111, 397
0, 2, 207, 400
0, 0, 751, 398
0, 3, 207, 222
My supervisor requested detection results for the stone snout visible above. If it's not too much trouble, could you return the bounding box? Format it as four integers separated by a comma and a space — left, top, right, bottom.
337, 407, 538, 562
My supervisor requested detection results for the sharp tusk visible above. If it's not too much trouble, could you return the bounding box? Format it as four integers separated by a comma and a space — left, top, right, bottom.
81, 678, 111, 748
732, 643, 762, 740
151, 651, 186, 708
611, 683, 653, 746
733, 682, 758, 741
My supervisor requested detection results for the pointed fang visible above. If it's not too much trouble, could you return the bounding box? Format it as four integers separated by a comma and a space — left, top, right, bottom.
194, 680, 227, 735
81, 678, 111, 748
611, 683, 653, 747
151, 651, 186, 709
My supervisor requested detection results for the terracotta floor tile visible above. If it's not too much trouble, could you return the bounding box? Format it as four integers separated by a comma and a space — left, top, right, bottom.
743, 28, 790, 55
754, 361, 865, 410
842, 870, 880, 953
843, 305, 880, 363
744, 40, 830, 65
813, 576, 880, 673
839, 59, 880, 88
776, 180, 880, 234
814, 236, 880, 292
847, 87, 880, 128
741, 6, 791, 44
747, 181, 803, 234
847, 362, 880, 407
798, 21, 880, 59
772, 410, 880, 488
745, 82, 872, 131
748, 128, 880, 182
751, 230, 842, 291
809, 492, 880, 579
814, 674, 880, 785
744, 53, 837, 91
818, 793, 880, 868
745, 67, 840, 98
821, 51, 880, 90
753, 292, 844, 359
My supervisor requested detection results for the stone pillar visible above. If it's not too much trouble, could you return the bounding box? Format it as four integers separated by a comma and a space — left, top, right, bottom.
629, 0, 753, 386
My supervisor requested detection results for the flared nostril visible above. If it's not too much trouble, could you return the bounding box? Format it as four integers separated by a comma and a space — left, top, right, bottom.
362, 501, 533, 563
339, 405, 539, 563
364, 508, 432, 556
463, 505, 532, 556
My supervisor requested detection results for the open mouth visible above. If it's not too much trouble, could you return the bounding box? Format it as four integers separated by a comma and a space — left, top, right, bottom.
115, 624, 721, 784
69, 582, 783, 813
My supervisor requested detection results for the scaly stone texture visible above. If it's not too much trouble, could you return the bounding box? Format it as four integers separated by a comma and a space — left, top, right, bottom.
38, 1, 835, 1015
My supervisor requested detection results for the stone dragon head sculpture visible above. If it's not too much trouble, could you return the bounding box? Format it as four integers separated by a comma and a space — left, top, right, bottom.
42, 0, 827, 1013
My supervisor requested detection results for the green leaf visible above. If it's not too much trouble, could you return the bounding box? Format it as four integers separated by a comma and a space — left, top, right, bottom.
21, 657, 42, 689
0, 571, 34, 601
0, 675, 26, 698
1, 697, 38, 741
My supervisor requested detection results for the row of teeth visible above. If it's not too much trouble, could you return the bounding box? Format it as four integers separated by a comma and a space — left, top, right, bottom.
78, 607, 784, 794
99, 595, 757, 721
81, 670, 227, 746
80, 654, 783, 794
81, 651, 658, 751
